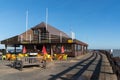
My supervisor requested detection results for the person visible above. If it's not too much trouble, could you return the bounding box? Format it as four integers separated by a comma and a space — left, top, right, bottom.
110, 49, 113, 57
0, 51, 2, 56
0, 51, 4, 60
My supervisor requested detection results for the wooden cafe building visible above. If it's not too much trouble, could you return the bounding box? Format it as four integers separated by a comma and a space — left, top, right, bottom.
1, 22, 88, 57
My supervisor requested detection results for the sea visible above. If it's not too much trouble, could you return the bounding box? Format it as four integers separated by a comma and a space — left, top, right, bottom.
98, 49, 120, 57
89, 49, 120, 57
111, 49, 120, 57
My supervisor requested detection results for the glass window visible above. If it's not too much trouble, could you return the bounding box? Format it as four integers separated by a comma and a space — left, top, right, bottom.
41, 33, 46, 39
41, 32, 49, 40
78, 45, 81, 51
34, 30, 39, 34
75, 44, 77, 51
64, 44, 72, 52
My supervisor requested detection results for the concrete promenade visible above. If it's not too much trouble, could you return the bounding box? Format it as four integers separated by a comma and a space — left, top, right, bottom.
0, 51, 117, 80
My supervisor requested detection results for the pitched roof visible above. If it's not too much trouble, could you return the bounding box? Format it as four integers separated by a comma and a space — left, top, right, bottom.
74, 39, 88, 46
1, 22, 88, 46
32, 22, 70, 38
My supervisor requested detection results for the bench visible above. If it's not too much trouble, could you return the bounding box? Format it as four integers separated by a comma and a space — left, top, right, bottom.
12, 56, 46, 71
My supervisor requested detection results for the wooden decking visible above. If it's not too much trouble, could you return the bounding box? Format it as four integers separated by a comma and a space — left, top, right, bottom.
49, 51, 118, 80
0, 51, 118, 80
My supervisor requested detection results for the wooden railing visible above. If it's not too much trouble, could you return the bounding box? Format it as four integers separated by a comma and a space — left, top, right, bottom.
21, 56, 43, 65
99, 50, 120, 80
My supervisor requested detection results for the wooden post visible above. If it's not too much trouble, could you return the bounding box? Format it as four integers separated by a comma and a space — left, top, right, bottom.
83, 46, 85, 54
82, 46, 84, 55
39, 30, 41, 43
14, 45, 17, 54
51, 45, 53, 57
49, 33, 51, 43
5, 44, 7, 54
86, 46, 88, 53
73, 44, 76, 57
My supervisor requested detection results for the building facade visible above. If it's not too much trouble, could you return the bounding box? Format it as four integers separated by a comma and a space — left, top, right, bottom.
1, 22, 88, 57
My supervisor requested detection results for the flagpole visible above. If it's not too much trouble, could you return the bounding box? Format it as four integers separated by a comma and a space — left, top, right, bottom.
49, 33, 51, 43
60, 32, 62, 43
46, 8, 48, 31
71, 32, 75, 41
29, 34, 31, 43
26, 10, 28, 41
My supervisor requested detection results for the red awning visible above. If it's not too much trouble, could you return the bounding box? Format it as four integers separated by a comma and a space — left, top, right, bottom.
42, 45, 47, 54
61, 45, 65, 53
22, 46, 27, 53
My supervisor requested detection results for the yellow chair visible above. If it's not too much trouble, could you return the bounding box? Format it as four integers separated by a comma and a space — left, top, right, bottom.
6, 53, 11, 60
24, 53, 28, 57
53, 54, 57, 60
2, 55, 6, 60
63, 54, 67, 60
11, 54, 16, 61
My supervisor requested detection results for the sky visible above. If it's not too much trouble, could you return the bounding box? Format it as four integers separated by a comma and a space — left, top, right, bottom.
0, 0, 120, 49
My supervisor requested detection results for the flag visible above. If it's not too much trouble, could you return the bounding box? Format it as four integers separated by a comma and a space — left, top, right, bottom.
42, 45, 47, 54
22, 46, 27, 53
71, 32, 75, 40
61, 45, 65, 53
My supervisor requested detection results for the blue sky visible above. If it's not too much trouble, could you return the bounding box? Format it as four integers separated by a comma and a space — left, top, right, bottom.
0, 0, 120, 49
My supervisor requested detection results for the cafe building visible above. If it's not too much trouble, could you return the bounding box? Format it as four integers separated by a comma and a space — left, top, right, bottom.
1, 22, 88, 57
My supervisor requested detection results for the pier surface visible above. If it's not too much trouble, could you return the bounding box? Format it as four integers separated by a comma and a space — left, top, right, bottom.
0, 51, 117, 80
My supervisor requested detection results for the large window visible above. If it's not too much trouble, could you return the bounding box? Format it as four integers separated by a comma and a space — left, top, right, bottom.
41, 32, 49, 40
34, 30, 39, 35
52, 44, 72, 53
75, 44, 81, 51
64, 44, 72, 52
52, 44, 61, 53
78, 45, 81, 51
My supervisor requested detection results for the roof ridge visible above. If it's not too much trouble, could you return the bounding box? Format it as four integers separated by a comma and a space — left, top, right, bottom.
32, 22, 70, 38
